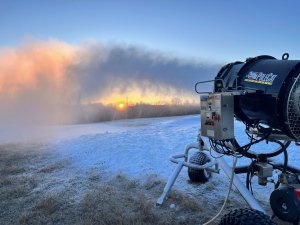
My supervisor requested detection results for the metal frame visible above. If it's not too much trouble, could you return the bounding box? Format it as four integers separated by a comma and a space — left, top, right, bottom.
156, 142, 219, 205
195, 79, 244, 95
156, 130, 267, 214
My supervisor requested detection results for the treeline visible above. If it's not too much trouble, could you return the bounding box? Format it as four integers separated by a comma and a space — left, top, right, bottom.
65, 103, 200, 125
106, 97, 198, 107
126, 104, 199, 119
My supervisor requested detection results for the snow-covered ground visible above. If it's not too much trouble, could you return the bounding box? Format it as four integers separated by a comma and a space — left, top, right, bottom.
1, 115, 299, 215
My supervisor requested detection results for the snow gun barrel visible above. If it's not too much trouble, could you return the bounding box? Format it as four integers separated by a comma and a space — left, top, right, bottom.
198, 54, 300, 142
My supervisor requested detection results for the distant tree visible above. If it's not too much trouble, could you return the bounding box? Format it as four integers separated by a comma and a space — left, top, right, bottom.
171, 97, 182, 106
128, 101, 135, 106
156, 100, 166, 105
184, 99, 190, 105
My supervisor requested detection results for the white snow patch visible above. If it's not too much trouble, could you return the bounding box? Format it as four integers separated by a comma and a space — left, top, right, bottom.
1, 115, 299, 212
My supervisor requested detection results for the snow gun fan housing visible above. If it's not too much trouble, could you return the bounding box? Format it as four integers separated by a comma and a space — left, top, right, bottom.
212, 54, 300, 142
158, 55, 300, 225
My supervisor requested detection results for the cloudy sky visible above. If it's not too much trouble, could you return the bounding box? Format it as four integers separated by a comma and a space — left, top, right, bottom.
1, 1, 299, 125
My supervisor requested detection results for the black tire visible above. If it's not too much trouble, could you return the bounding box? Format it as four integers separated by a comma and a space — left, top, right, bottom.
219, 208, 276, 225
188, 151, 211, 182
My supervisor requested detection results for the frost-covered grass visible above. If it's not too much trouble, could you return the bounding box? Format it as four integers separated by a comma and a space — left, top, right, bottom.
0, 115, 294, 224
0, 143, 245, 225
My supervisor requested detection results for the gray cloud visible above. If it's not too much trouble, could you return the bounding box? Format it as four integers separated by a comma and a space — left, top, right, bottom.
70, 43, 221, 103
0, 39, 223, 126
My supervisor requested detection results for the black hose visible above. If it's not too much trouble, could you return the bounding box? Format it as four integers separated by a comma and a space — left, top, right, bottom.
245, 140, 288, 191
273, 140, 288, 189
242, 129, 272, 151
275, 140, 288, 173
233, 129, 272, 158
246, 160, 256, 191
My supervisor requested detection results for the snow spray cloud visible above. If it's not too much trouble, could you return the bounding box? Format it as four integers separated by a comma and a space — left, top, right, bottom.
0, 37, 77, 126
0, 37, 221, 126
71, 42, 220, 104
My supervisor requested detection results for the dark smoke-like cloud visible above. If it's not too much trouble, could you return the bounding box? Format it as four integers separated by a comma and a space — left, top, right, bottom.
0, 38, 223, 126
72, 43, 221, 103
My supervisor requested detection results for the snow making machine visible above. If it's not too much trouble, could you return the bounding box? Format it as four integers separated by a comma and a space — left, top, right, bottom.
157, 54, 300, 224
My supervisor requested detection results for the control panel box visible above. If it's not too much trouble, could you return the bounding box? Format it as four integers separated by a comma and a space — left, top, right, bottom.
200, 94, 234, 140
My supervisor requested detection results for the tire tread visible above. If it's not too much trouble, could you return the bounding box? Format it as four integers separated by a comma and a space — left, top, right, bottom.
188, 151, 211, 182
219, 208, 277, 225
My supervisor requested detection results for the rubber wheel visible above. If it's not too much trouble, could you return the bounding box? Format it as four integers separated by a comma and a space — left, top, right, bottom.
188, 151, 211, 182
219, 208, 276, 225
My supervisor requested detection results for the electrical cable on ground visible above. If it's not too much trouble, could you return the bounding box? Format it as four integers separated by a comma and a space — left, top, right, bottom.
203, 142, 238, 225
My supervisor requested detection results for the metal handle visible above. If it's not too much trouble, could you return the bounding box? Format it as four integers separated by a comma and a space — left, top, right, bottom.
195, 80, 215, 94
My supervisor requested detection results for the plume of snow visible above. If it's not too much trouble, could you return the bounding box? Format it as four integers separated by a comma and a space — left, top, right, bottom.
0, 37, 220, 126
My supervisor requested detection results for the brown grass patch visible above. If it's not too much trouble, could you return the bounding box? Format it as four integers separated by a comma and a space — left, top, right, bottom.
0, 142, 289, 225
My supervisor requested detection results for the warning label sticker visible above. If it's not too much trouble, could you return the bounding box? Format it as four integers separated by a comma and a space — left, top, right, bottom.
207, 130, 214, 137
201, 96, 207, 101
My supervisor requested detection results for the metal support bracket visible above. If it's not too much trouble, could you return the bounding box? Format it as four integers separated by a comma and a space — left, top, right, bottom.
156, 143, 219, 206
156, 133, 267, 215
